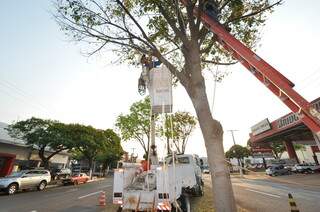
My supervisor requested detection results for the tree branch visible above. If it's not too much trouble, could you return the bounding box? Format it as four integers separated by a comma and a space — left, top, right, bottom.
115, 0, 158, 51
224, 1, 283, 25
202, 59, 237, 65
155, 2, 190, 46
219, 0, 232, 12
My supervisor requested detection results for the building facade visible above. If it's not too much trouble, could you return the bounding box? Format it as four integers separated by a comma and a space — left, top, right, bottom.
0, 122, 70, 175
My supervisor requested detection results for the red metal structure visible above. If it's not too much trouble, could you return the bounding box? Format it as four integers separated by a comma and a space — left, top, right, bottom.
0, 153, 16, 177
180, 0, 320, 138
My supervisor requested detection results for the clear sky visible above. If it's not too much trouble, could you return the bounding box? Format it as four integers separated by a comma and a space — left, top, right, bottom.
1, 0, 320, 158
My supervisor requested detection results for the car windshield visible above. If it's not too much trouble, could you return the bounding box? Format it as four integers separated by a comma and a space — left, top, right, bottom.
7, 172, 24, 177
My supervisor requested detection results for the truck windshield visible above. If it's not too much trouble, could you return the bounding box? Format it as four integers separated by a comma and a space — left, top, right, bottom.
166, 156, 190, 164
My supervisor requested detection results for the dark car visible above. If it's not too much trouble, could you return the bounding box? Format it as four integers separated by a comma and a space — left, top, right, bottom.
51, 168, 71, 180
266, 164, 291, 176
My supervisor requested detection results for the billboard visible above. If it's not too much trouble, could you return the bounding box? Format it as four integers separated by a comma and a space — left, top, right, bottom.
149, 66, 172, 114
251, 118, 271, 136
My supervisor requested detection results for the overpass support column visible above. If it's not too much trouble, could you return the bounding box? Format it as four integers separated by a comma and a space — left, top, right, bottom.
284, 140, 299, 163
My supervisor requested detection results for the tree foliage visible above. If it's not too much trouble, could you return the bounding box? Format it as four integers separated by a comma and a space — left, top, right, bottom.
269, 141, 305, 159
225, 144, 251, 159
7, 117, 73, 169
161, 112, 197, 154
54, 0, 281, 74
115, 97, 153, 157
7, 117, 123, 173
96, 129, 124, 169
67, 124, 123, 177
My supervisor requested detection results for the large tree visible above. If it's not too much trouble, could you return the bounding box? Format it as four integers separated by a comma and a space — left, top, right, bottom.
7, 117, 73, 169
161, 111, 197, 154
54, 0, 282, 210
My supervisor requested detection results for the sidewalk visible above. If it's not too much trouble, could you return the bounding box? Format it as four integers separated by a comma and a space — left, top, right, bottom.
232, 172, 320, 189
193, 175, 250, 212
47, 177, 107, 189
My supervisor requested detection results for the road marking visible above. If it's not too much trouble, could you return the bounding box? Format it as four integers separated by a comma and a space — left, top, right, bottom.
100, 185, 112, 189
78, 190, 103, 199
245, 188, 281, 198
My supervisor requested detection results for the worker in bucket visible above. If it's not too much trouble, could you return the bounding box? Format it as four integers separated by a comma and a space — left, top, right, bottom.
203, 0, 219, 21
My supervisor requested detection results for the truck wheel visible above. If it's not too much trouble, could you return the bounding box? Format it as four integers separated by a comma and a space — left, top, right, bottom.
195, 184, 204, 197
116, 206, 122, 212
180, 195, 191, 212
7, 183, 18, 195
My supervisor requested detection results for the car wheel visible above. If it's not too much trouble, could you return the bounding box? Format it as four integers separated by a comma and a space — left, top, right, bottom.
307, 168, 314, 174
38, 181, 47, 191
7, 183, 18, 195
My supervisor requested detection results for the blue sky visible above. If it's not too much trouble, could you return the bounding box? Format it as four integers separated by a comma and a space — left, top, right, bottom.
1, 0, 320, 158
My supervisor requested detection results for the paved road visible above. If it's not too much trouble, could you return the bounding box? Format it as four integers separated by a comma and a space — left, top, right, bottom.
0, 178, 116, 212
204, 175, 320, 212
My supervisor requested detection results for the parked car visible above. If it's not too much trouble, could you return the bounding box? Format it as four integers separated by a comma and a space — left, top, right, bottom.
266, 165, 291, 176
0, 170, 51, 195
51, 168, 71, 180
291, 163, 320, 173
62, 173, 89, 185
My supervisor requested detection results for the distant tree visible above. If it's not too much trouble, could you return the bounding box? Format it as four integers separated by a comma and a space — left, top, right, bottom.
225, 144, 251, 160
96, 129, 124, 175
116, 97, 155, 158
67, 124, 107, 178
161, 112, 197, 154
269, 141, 286, 159
7, 117, 74, 169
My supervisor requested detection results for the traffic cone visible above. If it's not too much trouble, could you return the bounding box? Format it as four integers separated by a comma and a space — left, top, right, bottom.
99, 191, 106, 207
288, 193, 299, 212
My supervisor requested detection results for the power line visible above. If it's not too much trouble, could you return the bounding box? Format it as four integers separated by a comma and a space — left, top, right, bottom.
0, 79, 51, 114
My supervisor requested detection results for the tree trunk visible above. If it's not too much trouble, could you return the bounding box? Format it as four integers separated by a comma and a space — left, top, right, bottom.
38, 147, 50, 170
42, 159, 50, 170
187, 80, 237, 212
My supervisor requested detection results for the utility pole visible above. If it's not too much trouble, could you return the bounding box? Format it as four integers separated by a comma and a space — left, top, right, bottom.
228, 130, 243, 177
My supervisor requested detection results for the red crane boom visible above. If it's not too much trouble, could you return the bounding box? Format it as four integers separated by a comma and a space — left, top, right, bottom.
180, 0, 320, 136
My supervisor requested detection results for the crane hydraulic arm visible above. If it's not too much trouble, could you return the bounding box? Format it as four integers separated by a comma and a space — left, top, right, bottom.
179, 0, 320, 137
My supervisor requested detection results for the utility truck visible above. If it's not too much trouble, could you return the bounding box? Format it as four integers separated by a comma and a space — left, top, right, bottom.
113, 154, 203, 211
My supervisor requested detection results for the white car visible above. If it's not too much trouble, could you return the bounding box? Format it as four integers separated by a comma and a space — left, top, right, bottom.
292, 164, 320, 173
0, 170, 51, 195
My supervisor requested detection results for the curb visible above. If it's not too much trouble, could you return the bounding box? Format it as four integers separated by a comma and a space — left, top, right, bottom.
47, 178, 106, 189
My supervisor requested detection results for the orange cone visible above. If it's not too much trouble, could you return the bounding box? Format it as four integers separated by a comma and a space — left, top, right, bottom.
99, 191, 106, 207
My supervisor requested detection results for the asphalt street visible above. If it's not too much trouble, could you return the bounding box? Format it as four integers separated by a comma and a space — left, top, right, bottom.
0, 178, 116, 212
1, 175, 319, 212
204, 175, 320, 212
